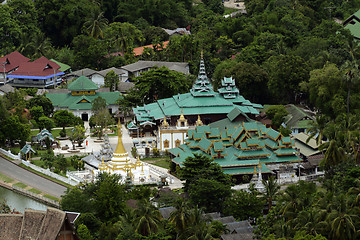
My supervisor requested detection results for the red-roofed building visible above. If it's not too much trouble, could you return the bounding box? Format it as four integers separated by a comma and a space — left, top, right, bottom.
8, 56, 64, 88
0, 51, 30, 84
110, 41, 169, 57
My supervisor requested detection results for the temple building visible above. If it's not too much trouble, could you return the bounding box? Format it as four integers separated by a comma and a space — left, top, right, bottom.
96, 122, 150, 183
168, 110, 301, 182
129, 57, 262, 139
46, 75, 120, 121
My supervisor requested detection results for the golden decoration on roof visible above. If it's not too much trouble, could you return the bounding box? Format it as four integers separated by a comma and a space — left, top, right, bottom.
179, 108, 186, 121
114, 119, 128, 155
196, 115, 203, 126
161, 117, 169, 128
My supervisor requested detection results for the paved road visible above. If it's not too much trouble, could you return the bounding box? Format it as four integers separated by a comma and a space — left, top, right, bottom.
0, 156, 67, 198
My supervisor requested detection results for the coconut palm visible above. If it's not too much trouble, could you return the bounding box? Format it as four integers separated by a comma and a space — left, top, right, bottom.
326, 194, 359, 240
306, 115, 329, 145
262, 176, 280, 211
319, 139, 346, 169
178, 206, 214, 240
83, 11, 108, 39
28, 32, 53, 59
169, 198, 192, 234
133, 199, 162, 236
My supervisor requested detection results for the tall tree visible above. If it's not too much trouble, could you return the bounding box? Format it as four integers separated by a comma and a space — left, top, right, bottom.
133, 199, 162, 236
262, 176, 280, 211
132, 66, 191, 104
53, 110, 75, 136
265, 54, 310, 103
83, 11, 108, 39
104, 70, 119, 91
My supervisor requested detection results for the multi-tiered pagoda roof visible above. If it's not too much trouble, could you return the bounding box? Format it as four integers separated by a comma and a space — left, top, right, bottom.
132, 58, 262, 125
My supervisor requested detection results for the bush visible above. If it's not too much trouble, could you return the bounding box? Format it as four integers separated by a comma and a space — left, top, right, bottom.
60, 129, 66, 137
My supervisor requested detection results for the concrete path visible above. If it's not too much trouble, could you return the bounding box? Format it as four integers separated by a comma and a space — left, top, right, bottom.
0, 156, 67, 198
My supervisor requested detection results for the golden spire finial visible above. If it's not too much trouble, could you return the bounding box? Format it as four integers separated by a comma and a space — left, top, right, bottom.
179, 108, 185, 120
162, 117, 169, 128
253, 166, 257, 175
196, 115, 203, 126
113, 118, 127, 155
201, 49, 203, 60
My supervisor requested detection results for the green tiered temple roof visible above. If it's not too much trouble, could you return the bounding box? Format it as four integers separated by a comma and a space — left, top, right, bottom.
47, 76, 120, 110
132, 59, 263, 124
168, 115, 301, 175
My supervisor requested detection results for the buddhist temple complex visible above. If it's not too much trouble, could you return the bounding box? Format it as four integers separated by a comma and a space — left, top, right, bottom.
168, 112, 302, 181
129, 57, 263, 139
96, 121, 150, 183
46, 75, 120, 121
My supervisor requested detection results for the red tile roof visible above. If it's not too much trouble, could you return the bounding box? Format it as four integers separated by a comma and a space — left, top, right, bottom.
0, 51, 31, 73
133, 41, 169, 56
9, 57, 62, 77
110, 41, 169, 57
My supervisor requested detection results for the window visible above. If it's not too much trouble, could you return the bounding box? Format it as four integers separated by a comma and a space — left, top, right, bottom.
163, 139, 169, 148
175, 139, 181, 148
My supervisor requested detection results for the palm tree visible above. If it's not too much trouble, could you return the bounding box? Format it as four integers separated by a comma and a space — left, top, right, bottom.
83, 11, 108, 39
306, 115, 328, 145
169, 198, 192, 235
28, 32, 53, 59
319, 139, 346, 169
178, 206, 214, 240
133, 199, 162, 236
262, 176, 280, 211
326, 194, 359, 240
342, 59, 359, 128
279, 184, 302, 220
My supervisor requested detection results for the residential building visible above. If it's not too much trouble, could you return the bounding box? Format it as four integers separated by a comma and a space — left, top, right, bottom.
109, 41, 169, 58
7, 56, 65, 88
0, 51, 30, 84
343, 9, 360, 40
162, 28, 191, 36
0, 84, 15, 96
120, 60, 189, 82
46, 76, 121, 121
0, 207, 79, 240
283, 104, 315, 135
63, 67, 126, 87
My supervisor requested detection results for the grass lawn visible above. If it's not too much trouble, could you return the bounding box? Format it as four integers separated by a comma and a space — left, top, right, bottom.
19, 163, 73, 189
151, 160, 169, 169
44, 194, 60, 202
14, 182, 27, 188
141, 156, 170, 169
32, 156, 77, 172
29, 188, 42, 194
0, 173, 14, 183
142, 156, 170, 162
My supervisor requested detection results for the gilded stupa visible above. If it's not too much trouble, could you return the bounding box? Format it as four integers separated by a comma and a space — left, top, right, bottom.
98, 119, 150, 183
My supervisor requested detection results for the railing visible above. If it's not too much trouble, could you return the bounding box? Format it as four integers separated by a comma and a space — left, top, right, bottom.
66, 170, 91, 183
0, 148, 20, 160
142, 162, 174, 184
22, 160, 79, 186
